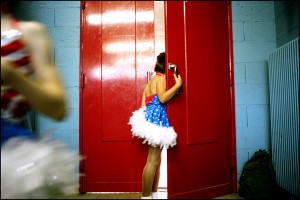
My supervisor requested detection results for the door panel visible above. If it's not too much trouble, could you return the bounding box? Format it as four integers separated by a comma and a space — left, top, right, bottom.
101, 1, 136, 141
165, 1, 236, 198
185, 2, 217, 144
80, 1, 154, 192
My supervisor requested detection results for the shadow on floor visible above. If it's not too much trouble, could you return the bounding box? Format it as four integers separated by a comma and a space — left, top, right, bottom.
58, 192, 245, 199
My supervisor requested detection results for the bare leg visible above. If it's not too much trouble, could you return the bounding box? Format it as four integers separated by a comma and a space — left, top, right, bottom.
151, 157, 161, 199
141, 145, 162, 197
152, 156, 161, 192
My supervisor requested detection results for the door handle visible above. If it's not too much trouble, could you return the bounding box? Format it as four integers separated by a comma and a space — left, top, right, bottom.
147, 71, 154, 83
168, 63, 179, 95
168, 63, 178, 77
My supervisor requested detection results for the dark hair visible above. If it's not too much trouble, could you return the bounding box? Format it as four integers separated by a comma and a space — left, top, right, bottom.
154, 52, 165, 73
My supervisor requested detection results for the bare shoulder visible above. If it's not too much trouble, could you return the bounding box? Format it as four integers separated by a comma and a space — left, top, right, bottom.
19, 21, 48, 37
156, 75, 166, 83
18, 21, 52, 51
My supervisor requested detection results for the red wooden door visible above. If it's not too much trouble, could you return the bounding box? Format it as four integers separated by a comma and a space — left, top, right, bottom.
79, 1, 155, 192
165, 1, 237, 198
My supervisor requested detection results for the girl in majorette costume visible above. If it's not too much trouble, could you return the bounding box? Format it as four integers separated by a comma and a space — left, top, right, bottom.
1, 1, 78, 198
128, 52, 183, 199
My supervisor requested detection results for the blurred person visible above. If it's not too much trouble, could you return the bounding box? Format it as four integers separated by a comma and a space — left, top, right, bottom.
128, 52, 182, 199
1, 0, 66, 143
1, 0, 78, 198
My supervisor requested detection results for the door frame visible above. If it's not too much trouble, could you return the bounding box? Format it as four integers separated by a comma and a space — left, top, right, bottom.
79, 0, 84, 193
227, 1, 237, 191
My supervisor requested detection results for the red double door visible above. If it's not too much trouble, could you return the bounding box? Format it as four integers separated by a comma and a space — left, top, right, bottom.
80, 1, 236, 198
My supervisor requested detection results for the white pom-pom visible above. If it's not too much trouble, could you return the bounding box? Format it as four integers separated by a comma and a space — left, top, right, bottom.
1, 136, 80, 199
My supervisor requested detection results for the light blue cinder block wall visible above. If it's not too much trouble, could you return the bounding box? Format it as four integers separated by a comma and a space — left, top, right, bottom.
15, 1, 279, 183
231, 1, 276, 179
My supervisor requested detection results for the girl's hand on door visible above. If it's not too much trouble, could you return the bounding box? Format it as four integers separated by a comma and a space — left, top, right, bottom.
173, 74, 182, 88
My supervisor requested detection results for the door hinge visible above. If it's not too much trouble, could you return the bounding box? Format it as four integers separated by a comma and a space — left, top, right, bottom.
82, 0, 86, 10
81, 72, 85, 89
229, 69, 234, 86
79, 160, 84, 175
232, 154, 236, 170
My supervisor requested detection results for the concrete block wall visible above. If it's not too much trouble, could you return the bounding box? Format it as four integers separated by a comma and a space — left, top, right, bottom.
231, 1, 276, 179
15, 1, 80, 152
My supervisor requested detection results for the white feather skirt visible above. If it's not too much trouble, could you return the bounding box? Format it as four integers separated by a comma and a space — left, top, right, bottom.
1, 136, 80, 199
128, 107, 177, 149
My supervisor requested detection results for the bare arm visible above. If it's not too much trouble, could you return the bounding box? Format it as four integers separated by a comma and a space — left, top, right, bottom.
141, 85, 147, 108
156, 74, 182, 104
1, 22, 66, 121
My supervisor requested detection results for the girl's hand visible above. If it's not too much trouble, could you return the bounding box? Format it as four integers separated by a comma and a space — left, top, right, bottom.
173, 74, 182, 88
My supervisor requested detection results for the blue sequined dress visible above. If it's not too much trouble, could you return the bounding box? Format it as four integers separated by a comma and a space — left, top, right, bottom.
128, 94, 177, 149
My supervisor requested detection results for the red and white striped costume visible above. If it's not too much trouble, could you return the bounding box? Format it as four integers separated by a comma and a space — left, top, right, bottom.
1, 18, 34, 124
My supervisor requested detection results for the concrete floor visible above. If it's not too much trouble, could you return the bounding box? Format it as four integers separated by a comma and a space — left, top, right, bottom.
59, 192, 244, 199
64, 149, 245, 199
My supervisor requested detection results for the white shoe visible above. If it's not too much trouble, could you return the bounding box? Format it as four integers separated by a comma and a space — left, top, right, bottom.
141, 196, 152, 199
151, 192, 158, 199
